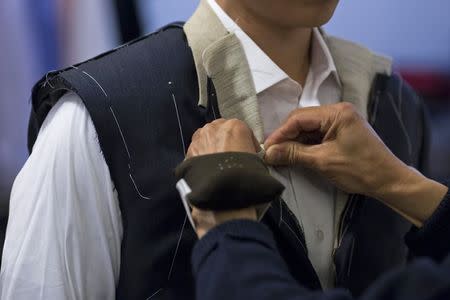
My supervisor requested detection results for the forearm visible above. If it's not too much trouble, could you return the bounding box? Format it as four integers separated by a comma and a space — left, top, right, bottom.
373, 160, 448, 227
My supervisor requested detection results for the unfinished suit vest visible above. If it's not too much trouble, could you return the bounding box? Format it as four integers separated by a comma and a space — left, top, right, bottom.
28, 23, 429, 299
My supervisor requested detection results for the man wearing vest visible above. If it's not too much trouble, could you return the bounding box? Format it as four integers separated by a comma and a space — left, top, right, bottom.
1, 0, 430, 299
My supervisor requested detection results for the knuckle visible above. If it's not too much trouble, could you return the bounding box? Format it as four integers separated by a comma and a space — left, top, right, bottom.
192, 129, 202, 140
203, 123, 213, 131
211, 118, 226, 125
227, 118, 242, 126
339, 102, 358, 121
287, 143, 298, 165
226, 119, 251, 134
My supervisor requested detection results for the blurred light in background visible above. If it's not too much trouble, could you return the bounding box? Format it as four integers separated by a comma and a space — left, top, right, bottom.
138, 0, 450, 72
0, 0, 119, 195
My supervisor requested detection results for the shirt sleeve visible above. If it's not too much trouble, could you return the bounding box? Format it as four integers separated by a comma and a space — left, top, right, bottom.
0, 92, 123, 299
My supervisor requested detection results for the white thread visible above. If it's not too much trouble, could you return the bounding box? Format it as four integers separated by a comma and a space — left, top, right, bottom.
167, 215, 187, 280
109, 106, 131, 159
211, 95, 218, 119
347, 239, 355, 276
281, 219, 308, 254
44, 72, 55, 88
72, 66, 108, 98
370, 91, 380, 125
145, 288, 163, 300
129, 174, 151, 200
279, 199, 283, 227
171, 93, 187, 155
82, 71, 108, 97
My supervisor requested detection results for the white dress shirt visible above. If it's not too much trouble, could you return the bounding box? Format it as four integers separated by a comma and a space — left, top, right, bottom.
0, 93, 122, 299
1, 2, 341, 299
208, 0, 342, 289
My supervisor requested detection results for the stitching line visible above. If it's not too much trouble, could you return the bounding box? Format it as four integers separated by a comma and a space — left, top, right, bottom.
278, 199, 307, 254
110, 107, 131, 159
278, 198, 283, 227
387, 92, 413, 159
129, 173, 151, 200
145, 288, 163, 300
281, 220, 308, 254
347, 239, 355, 277
370, 91, 380, 125
73, 66, 152, 200
170, 84, 187, 155
167, 215, 187, 280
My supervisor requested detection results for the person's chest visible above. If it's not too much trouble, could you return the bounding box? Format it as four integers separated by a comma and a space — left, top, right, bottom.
258, 67, 341, 289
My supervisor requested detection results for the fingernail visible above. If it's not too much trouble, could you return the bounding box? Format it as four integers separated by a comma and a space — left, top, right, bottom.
266, 146, 282, 164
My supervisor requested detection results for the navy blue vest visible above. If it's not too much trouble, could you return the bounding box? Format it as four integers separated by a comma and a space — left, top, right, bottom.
29, 24, 429, 299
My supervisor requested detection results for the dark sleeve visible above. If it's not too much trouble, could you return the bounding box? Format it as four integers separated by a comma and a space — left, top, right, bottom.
191, 220, 351, 300
192, 187, 450, 300
405, 181, 450, 261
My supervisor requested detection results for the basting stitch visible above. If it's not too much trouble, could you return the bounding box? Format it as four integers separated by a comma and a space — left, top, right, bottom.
387, 92, 412, 159
282, 219, 308, 254
109, 107, 131, 159
73, 66, 152, 200
169, 84, 187, 155
129, 173, 151, 200
167, 216, 187, 280
145, 288, 163, 300
279, 198, 283, 227
72, 66, 108, 97
370, 90, 381, 125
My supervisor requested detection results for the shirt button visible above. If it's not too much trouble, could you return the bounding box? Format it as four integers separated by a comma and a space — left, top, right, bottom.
316, 229, 324, 241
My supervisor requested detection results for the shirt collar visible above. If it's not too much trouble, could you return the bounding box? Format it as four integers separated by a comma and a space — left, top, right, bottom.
207, 0, 341, 94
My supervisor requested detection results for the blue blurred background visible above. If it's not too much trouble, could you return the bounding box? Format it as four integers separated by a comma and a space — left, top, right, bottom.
0, 0, 449, 242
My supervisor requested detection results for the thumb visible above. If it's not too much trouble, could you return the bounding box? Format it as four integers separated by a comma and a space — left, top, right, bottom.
264, 142, 320, 167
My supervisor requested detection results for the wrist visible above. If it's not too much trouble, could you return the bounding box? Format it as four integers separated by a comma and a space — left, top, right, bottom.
369, 154, 412, 201
194, 207, 257, 239
372, 162, 447, 226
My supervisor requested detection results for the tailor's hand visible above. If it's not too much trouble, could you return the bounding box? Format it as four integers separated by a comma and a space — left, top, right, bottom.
186, 118, 260, 158
187, 118, 259, 238
264, 102, 396, 198
192, 208, 257, 239
264, 103, 447, 226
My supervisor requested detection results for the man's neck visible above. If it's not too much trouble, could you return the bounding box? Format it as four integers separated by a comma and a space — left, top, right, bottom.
216, 0, 312, 85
